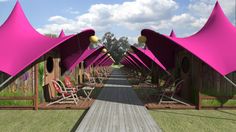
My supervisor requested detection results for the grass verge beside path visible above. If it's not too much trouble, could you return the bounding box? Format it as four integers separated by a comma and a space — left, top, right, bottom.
149, 110, 236, 132
0, 110, 84, 132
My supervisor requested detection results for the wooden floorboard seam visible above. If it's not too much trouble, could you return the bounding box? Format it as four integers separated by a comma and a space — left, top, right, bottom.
76, 69, 162, 132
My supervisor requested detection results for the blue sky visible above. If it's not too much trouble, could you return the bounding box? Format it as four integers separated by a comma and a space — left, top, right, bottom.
0, 0, 235, 44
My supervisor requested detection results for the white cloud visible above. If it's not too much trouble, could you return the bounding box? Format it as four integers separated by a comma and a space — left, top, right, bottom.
37, 0, 235, 41
37, 0, 178, 35
150, 0, 235, 37
66, 7, 80, 15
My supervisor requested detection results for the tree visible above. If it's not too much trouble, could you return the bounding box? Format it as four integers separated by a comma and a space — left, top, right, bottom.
101, 32, 130, 64
133, 42, 145, 48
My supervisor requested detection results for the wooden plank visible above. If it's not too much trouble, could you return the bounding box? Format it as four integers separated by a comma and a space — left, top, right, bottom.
34, 64, 39, 110
76, 69, 161, 132
0, 96, 34, 100
0, 106, 34, 110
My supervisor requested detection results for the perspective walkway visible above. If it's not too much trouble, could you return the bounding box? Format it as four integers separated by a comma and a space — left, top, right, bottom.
76, 69, 162, 132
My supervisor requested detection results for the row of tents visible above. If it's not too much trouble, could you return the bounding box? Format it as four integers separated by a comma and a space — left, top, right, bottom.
0, 2, 114, 109
121, 1, 236, 109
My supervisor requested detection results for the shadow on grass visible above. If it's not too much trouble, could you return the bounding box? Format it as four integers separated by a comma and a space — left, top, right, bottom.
70, 109, 89, 132
218, 110, 236, 117
154, 110, 236, 122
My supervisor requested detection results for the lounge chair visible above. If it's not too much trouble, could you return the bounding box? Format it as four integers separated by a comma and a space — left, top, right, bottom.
94, 69, 105, 83
82, 72, 96, 100
64, 75, 95, 101
47, 80, 79, 106
84, 72, 97, 86
158, 79, 190, 106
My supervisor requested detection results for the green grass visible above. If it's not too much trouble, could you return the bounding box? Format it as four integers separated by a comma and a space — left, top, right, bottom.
202, 99, 236, 107
0, 110, 85, 132
0, 89, 34, 106
149, 110, 236, 132
112, 65, 123, 69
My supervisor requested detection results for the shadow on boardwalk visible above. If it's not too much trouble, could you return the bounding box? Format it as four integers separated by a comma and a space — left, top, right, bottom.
74, 69, 161, 132
97, 69, 143, 106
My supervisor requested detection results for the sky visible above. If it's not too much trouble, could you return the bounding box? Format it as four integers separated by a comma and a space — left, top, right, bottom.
0, 0, 235, 44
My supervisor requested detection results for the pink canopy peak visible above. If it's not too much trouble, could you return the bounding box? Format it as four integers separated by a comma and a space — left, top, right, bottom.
143, 1, 236, 76
59, 30, 66, 38
170, 29, 176, 38
0, 1, 75, 76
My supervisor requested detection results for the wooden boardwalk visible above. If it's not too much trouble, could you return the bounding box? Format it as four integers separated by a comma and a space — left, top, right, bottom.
76, 69, 161, 132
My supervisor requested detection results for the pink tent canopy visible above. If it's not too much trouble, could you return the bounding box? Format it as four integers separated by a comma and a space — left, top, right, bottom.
99, 56, 110, 66
143, 2, 236, 76
103, 59, 113, 66
100, 57, 113, 66
84, 46, 106, 68
122, 58, 138, 69
130, 46, 167, 71
127, 51, 150, 71
0, 2, 77, 76
121, 56, 135, 68
94, 55, 109, 67
60, 29, 95, 72
124, 55, 141, 69
58, 30, 66, 38
93, 53, 108, 67
121, 58, 135, 68
68, 47, 97, 71
83, 46, 105, 69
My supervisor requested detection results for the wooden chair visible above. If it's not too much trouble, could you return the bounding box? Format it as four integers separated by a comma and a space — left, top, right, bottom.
64, 75, 95, 101
82, 72, 96, 100
94, 69, 105, 83
158, 79, 190, 106
47, 80, 79, 106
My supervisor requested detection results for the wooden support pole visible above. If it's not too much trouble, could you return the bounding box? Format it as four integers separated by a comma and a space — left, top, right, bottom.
198, 92, 202, 110
34, 64, 39, 111
79, 61, 84, 84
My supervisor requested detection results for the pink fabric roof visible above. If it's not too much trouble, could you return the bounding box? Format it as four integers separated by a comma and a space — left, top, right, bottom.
130, 46, 167, 71
60, 29, 95, 72
0, 2, 96, 76
127, 51, 150, 71
58, 30, 66, 38
68, 47, 97, 71
0, 2, 76, 76
84, 46, 105, 69
122, 57, 138, 69
85, 48, 106, 68
125, 55, 141, 69
104, 58, 114, 66
94, 55, 109, 66
93, 53, 107, 67
143, 2, 235, 76
99, 56, 110, 66
103, 59, 113, 66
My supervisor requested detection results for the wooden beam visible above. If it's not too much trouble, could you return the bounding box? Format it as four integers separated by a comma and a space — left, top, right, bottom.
198, 92, 202, 110
0, 106, 34, 110
0, 96, 34, 100
34, 64, 39, 110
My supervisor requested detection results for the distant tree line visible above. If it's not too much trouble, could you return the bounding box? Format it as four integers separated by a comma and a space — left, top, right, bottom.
101, 32, 131, 64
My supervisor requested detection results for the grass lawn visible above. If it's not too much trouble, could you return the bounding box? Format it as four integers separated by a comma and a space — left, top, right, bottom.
112, 65, 123, 69
0, 110, 85, 132
149, 110, 236, 132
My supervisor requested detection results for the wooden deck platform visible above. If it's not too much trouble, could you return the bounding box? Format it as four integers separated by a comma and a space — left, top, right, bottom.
39, 99, 94, 110
76, 69, 161, 132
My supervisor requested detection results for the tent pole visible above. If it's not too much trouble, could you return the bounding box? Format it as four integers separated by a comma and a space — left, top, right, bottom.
224, 76, 236, 88
0, 76, 14, 88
